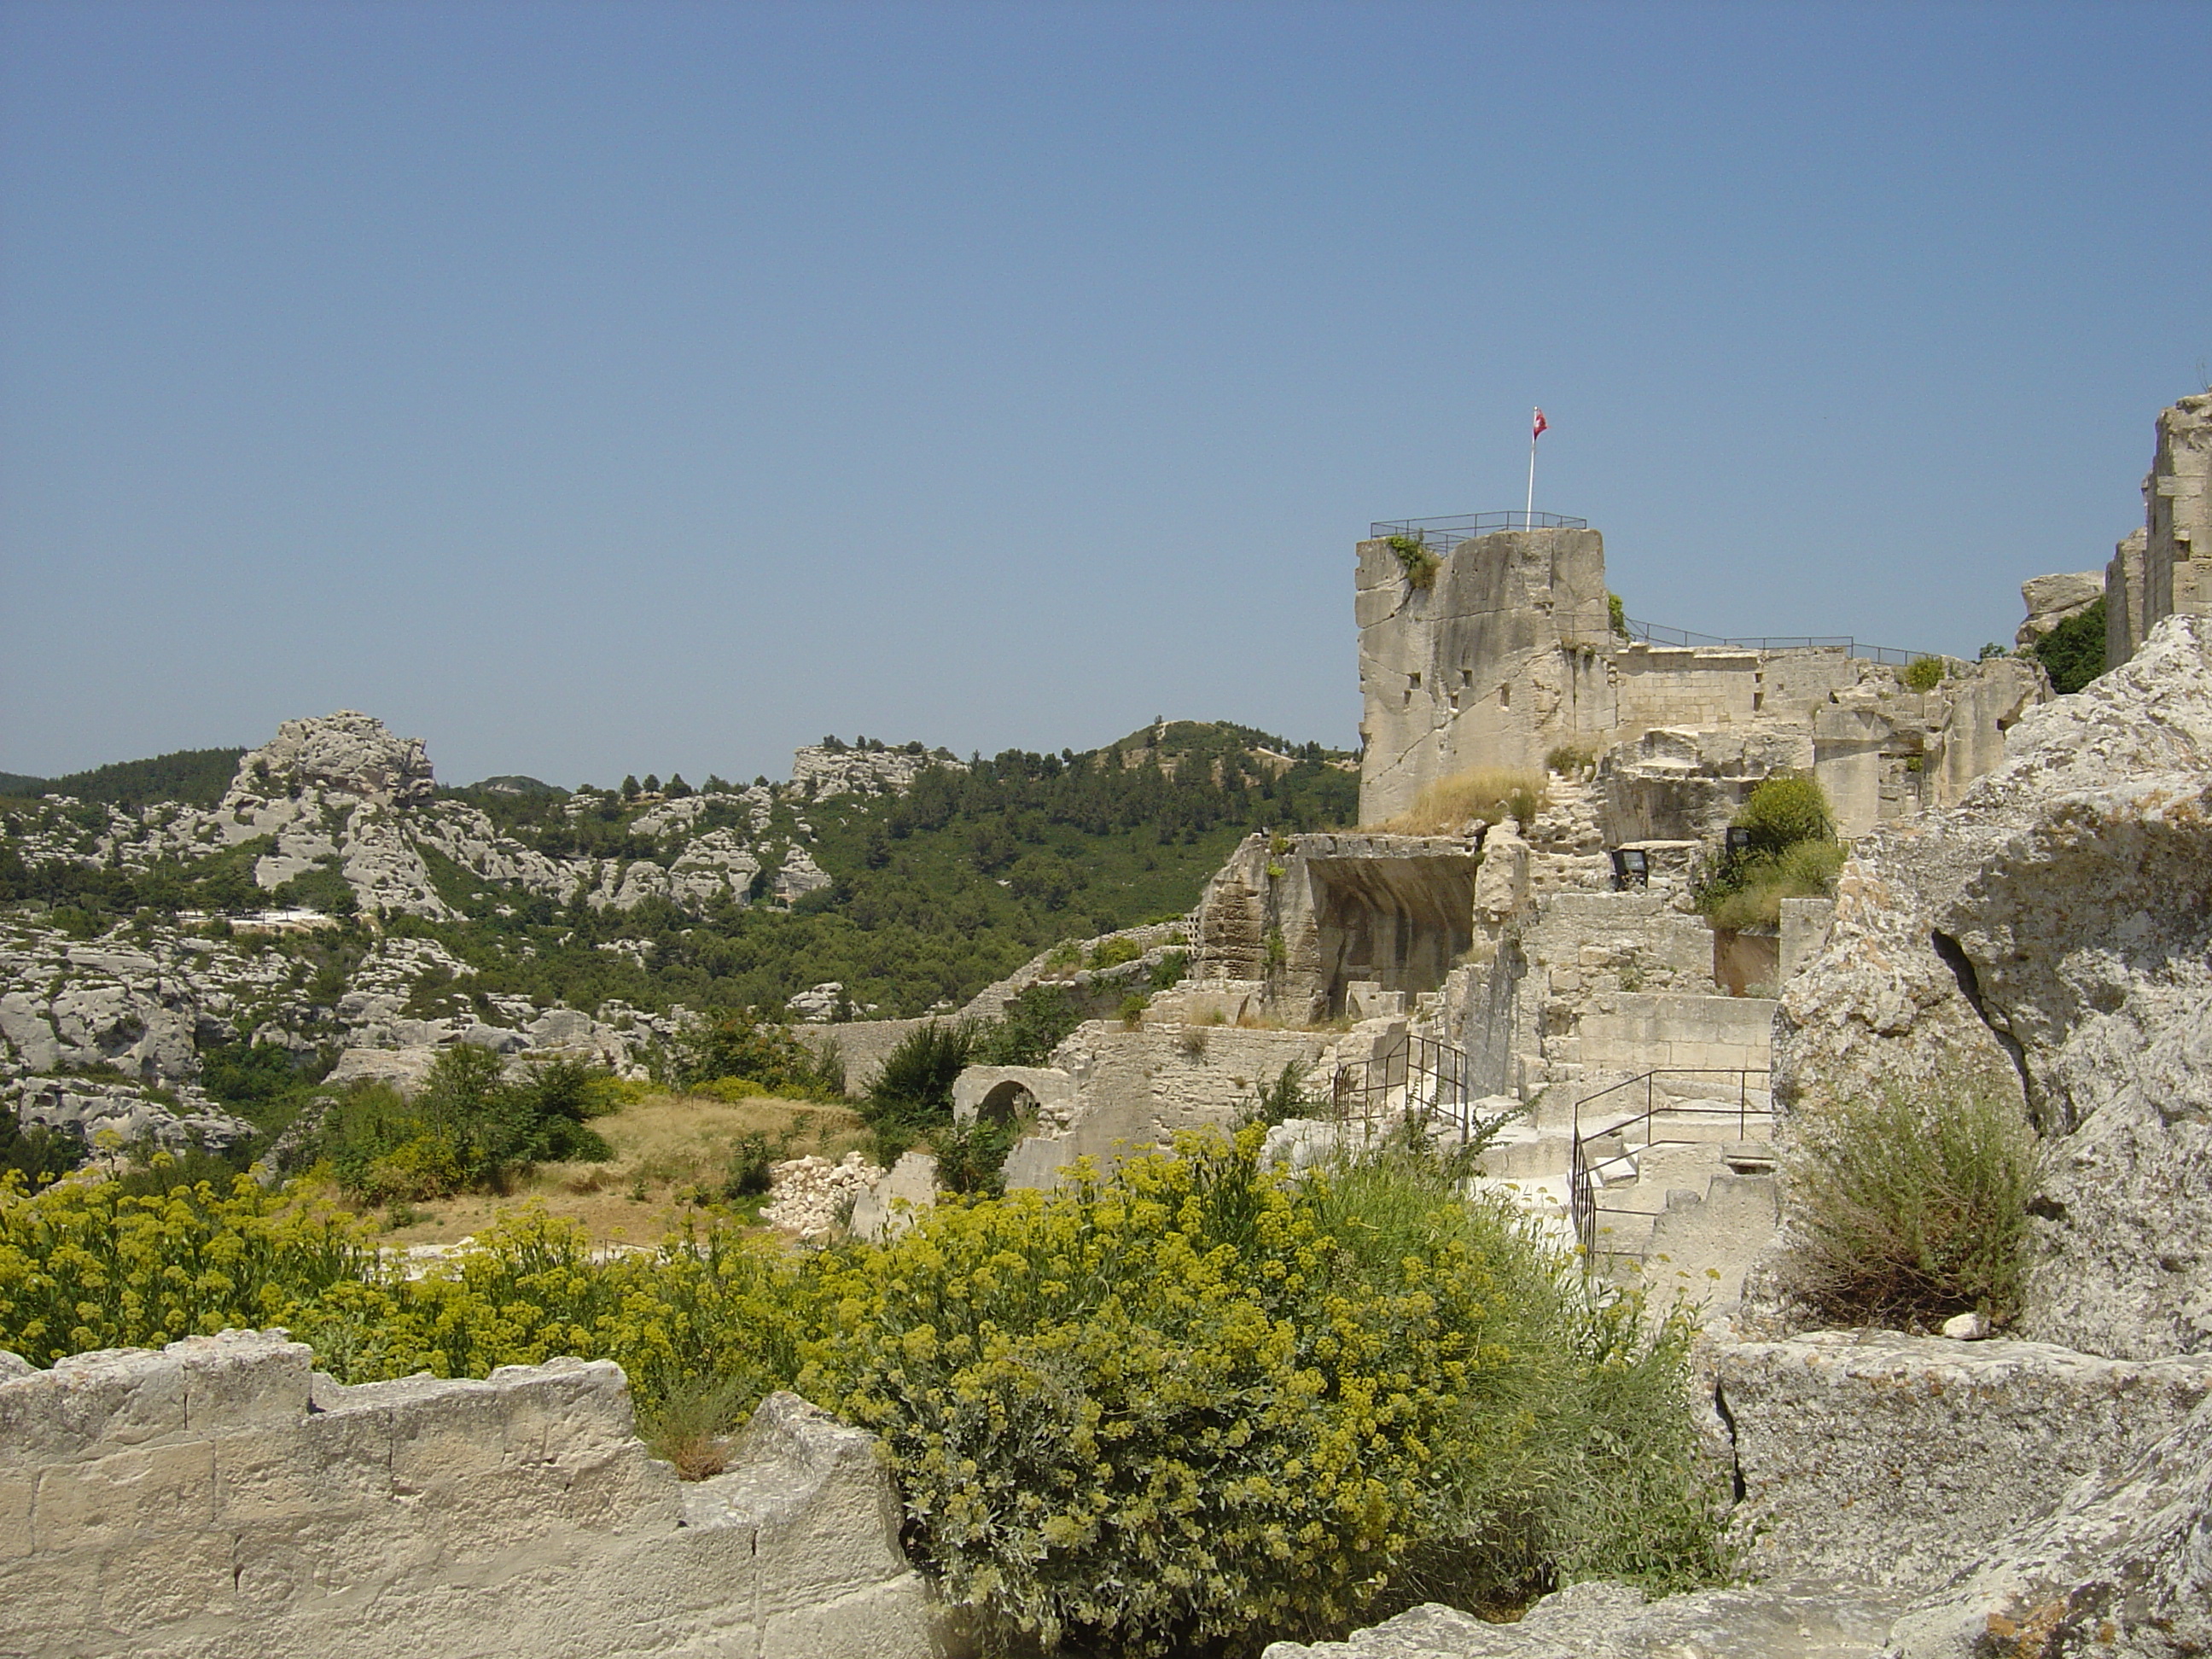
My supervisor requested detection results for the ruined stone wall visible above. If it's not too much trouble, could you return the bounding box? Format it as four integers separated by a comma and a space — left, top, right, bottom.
1446, 890, 1738, 1101
1356, 528, 1612, 824
1569, 991, 1775, 1078
0, 1330, 931, 1659
2144, 393, 2212, 637
1356, 525, 2039, 841
1192, 831, 1479, 1022
1608, 647, 1761, 731
998, 1020, 1342, 1189
2109, 393, 2212, 666
2108, 525, 2150, 664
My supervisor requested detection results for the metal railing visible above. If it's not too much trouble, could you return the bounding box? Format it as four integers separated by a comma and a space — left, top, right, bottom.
1330, 1033, 1485, 1138
1621, 617, 1934, 667
1370, 511, 1588, 554
1567, 1068, 1773, 1259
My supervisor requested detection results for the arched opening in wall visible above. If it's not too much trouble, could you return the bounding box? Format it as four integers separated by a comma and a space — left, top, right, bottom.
977, 1080, 1038, 1127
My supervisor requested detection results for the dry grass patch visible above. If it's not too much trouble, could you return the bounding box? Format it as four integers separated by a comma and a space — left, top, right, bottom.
1377, 767, 1548, 835
370, 1090, 868, 1246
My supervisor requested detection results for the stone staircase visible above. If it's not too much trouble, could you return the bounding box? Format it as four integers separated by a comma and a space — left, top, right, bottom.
1527, 771, 1612, 894
1469, 1091, 1780, 1301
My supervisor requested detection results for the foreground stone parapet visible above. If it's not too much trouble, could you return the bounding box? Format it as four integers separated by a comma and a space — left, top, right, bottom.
1261, 1578, 1905, 1657
1885, 1390, 2212, 1659
1719, 1332, 2212, 1592
0, 1329, 932, 1658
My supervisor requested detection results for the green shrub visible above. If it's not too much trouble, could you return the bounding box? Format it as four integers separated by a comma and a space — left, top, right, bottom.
690, 1075, 767, 1103
930, 1116, 1018, 1197
804, 1132, 1727, 1653
973, 984, 1085, 1067
1545, 743, 1596, 776
679, 1013, 845, 1101
1904, 656, 1947, 692
314, 1051, 616, 1202
1698, 774, 1843, 928
722, 1132, 780, 1200
1, 1117, 83, 1185
866, 1020, 977, 1134
1, 1136, 1727, 1650
1242, 1059, 1314, 1126
1387, 533, 1441, 590
2032, 597, 2106, 695
1777, 1082, 2037, 1326
1735, 774, 1834, 854
1608, 591, 1631, 640
1089, 934, 1144, 969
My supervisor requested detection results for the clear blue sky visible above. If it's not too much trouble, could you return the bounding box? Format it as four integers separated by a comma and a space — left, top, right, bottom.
4, 1, 2207, 789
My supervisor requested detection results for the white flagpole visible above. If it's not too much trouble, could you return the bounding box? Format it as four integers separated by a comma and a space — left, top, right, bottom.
1524, 408, 1538, 528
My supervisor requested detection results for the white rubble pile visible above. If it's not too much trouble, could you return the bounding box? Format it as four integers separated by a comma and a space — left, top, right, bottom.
760, 1151, 884, 1241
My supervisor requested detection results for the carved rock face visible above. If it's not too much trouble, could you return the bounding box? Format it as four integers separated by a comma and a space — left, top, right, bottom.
1774, 614, 2212, 1359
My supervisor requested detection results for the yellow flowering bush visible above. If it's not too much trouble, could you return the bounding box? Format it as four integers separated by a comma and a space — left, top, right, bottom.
801, 1130, 1727, 1654
1, 1133, 1726, 1656
0, 1171, 806, 1417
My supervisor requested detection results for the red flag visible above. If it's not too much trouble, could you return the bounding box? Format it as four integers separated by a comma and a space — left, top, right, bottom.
1532, 408, 1549, 441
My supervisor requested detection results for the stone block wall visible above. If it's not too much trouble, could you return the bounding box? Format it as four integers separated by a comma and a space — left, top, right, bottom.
0, 1330, 932, 1659
998, 1021, 1342, 1189
1356, 527, 1613, 824
1569, 992, 1776, 1077
2110, 394, 2211, 666
1720, 1333, 2212, 1593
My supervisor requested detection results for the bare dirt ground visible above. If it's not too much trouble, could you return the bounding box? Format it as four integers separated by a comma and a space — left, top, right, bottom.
366, 1091, 870, 1247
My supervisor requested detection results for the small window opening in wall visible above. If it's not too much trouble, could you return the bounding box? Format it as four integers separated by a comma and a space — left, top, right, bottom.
1499, 684, 1511, 707
1408, 672, 1421, 689
1460, 667, 1474, 687
1753, 692, 1764, 712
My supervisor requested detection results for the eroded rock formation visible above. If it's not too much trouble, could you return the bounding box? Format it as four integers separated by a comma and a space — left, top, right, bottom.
1774, 614, 2212, 1357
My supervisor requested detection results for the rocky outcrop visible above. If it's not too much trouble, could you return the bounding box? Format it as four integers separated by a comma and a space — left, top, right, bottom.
788, 742, 962, 800
1261, 1579, 1906, 1658
1774, 614, 2212, 1357
225, 710, 435, 806
2017, 570, 2104, 647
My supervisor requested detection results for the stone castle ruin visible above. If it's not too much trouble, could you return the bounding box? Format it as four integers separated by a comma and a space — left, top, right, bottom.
1353, 515, 2039, 839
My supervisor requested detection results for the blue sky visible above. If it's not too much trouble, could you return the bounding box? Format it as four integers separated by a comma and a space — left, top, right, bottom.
3, 1, 2207, 788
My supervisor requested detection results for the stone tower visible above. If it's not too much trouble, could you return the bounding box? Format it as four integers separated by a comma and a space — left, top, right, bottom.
1355, 525, 1613, 824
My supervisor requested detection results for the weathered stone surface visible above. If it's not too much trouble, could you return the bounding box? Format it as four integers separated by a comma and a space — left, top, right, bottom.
1773, 614, 2212, 1357
787, 742, 963, 800
1263, 1578, 1905, 1658
1719, 1334, 2212, 1592
0, 1332, 931, 1658
1884, 1390, 2212, 1659
2017, 570, 2105, 647
225, 711, 435, 807
1193, 830, 1479, 1023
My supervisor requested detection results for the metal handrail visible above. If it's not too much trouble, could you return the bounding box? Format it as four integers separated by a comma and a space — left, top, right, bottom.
1621, 617, 1936, 667
1566, 1068, 1773, 1259
1370, 511, 1588, 553
1331, 1033, 1481, 1138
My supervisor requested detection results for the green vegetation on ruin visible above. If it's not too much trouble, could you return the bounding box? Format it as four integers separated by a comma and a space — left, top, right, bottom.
0, 1132, 1730, 1654
2032, 596, 2108, 695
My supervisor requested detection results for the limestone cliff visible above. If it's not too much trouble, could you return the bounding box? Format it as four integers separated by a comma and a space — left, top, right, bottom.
1775, 614, 2212, 1357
